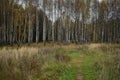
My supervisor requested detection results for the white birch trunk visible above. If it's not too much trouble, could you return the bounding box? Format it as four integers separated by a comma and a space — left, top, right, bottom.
23, 15, 27, 43
28, 13, 31, 44
52, 0, 55, 42
43, 16, 46, 44
10, 4, 14, 45
43, 1, 46, 45
36, 9, 39, 43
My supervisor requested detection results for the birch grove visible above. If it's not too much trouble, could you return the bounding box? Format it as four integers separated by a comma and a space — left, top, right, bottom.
0, 0, 120, 45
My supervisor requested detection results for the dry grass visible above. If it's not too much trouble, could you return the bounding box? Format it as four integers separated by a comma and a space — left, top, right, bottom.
0, 47, 57, 80
92, 44, 120, 80
0, 43, 119, 80
0, 44, 73, 80
0, 44, 75, 80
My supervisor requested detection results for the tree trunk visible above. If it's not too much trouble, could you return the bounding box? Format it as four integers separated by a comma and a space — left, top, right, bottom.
52, 0, 55, 42
23, 15, 27, 43
28, 13, 31, 45
10, 4, 14, 45
3, 9, 6, 43
36, 9, 39, 43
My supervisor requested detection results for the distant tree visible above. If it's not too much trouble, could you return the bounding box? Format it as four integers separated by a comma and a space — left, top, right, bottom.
43, 0, 47, 45
0, 0, 119, 46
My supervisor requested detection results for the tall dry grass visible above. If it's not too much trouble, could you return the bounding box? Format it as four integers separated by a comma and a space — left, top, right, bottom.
0, 46, 72, 80
93, 44, 120, 80
0, 47, 57, 80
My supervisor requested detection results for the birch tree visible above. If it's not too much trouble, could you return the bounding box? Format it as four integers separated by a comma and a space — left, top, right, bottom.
43, 0, 47, 45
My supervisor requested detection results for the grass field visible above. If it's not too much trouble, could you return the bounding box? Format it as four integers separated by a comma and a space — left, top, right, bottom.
0, 43, 120, 80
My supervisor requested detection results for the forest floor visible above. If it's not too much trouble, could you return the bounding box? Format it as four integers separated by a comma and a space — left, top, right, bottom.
0, 43, 120, 80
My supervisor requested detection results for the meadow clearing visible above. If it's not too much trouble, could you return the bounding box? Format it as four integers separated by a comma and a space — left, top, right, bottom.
0, 43, 120, 80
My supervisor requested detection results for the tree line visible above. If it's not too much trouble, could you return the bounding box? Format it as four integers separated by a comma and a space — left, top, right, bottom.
0, 0, 120, 46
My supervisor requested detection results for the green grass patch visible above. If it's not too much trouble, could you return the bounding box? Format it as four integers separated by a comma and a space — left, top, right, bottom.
81, 49, 101, 80
81, 54, 97, 80
60, 66, 78, 80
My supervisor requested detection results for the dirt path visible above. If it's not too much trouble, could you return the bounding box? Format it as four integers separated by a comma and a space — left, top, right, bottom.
76, 55, 84, 80
77, 73, 83, 80
71, 55, 84, 80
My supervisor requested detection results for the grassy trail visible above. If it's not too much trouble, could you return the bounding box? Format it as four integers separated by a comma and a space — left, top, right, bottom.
66, 49, 85, 80
65, 48, 98, 80
75, 55, 84, 80
70, 44, 120, 80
